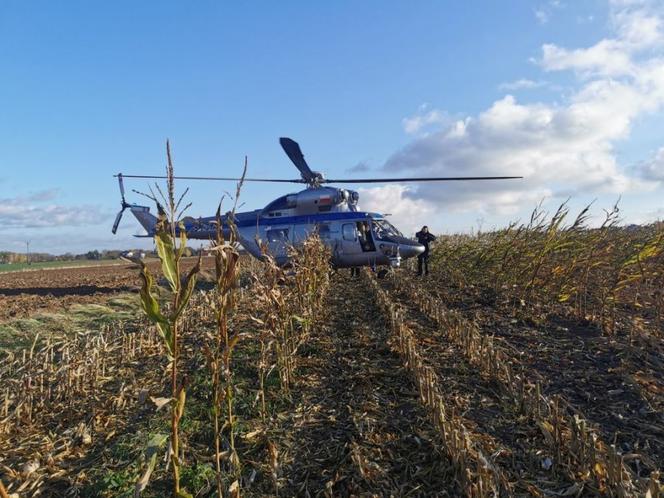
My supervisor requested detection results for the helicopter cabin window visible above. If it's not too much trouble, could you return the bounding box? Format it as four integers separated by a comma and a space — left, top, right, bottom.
342, 223, 356, 241
266, 228, 289, 243
316, 223, 331, 239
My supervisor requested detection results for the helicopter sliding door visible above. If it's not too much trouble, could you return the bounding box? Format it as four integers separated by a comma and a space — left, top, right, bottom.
341, 223, 361, 255
341, 221, 376, 253
337, 221, 379, 267
265, 225, 291, 260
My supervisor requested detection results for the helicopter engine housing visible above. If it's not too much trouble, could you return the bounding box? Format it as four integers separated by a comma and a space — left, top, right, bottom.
262, 187, 359, 217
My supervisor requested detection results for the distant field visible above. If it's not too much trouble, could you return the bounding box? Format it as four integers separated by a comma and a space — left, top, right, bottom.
0, 256, 214, 321
0, 258, 126, 273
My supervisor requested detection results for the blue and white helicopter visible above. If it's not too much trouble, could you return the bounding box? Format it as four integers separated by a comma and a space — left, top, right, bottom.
112, 138, 520, 268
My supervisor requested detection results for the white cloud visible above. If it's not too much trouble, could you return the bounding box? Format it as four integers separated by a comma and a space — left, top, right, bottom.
540, 40, 635, 76
540, 1, 664, 76
363, 0, 664, 226
535, 9, 550, 24
0, 189, 110, 229
402, 106, 448, 135
1, 229, 153, 254
499, 79, 547, 91
535, 0, 565, 24
635, 147, 664, 182
358, 185, 437, 235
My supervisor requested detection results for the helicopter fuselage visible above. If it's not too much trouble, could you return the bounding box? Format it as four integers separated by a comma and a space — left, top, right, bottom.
114, 137, 519, 266
127, 186, 425, 268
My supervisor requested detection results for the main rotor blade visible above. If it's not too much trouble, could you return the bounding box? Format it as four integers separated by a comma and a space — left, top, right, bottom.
114, 174, 305, 183
118, 173, 126, 199
279, 137, 315, 183
112, 211, 124, 234
323, 176, 523, 183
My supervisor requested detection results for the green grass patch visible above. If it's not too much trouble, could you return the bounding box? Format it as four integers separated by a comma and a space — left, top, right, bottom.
0, 259, 125, 273
0, 293, 141, 350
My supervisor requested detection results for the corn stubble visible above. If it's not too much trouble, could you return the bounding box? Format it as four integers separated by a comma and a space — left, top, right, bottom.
0, 320, 163, 495
4, 192, 663, 497
394, 271, 657, 495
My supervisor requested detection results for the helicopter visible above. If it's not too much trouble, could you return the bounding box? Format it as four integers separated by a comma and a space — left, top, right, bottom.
112, 138, 521, 268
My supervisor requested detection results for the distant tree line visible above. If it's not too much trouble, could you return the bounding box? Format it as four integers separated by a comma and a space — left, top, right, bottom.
0, 249, 149, 264
0, 247, 208, 264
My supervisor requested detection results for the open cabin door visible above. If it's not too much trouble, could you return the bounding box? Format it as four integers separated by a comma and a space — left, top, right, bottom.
340, 221, 375, 256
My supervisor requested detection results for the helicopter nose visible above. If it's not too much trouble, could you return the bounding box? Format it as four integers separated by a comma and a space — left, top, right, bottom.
401, 242, 425, 259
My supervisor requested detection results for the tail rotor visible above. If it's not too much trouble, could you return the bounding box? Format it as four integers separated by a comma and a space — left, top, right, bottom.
111, 173, 130, 234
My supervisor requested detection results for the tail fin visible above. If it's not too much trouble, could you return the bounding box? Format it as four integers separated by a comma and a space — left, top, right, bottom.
130, 206, 158, 235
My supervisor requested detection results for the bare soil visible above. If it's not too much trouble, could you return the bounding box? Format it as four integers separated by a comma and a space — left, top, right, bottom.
0, 257, 215, 321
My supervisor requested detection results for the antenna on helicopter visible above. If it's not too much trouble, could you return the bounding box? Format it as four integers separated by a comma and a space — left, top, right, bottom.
111, 173, 130, 234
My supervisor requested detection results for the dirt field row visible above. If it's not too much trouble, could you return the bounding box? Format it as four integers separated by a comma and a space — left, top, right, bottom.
0, 257, 215, 321
272, 273, 455, 496
402, 272, 664, 472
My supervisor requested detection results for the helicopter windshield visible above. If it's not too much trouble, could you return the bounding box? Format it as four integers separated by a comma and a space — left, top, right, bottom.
372, 219, 403, 240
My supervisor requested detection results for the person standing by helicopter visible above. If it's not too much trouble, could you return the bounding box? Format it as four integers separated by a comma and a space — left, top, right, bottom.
415, 225, 436, 276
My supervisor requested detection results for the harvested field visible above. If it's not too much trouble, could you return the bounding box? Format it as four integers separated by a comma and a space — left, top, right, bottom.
274, 275, 454, 496
1, 226, 663, 497
379, 271, 664, 494
0, 257, 215, 321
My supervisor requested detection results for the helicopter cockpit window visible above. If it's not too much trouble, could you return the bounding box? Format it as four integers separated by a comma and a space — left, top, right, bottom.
372, 219, 403, 240
267, 228, 289, 243
263, 195, 291, 213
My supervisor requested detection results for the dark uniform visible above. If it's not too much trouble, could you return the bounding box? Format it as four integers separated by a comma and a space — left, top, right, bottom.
415, 228, 436, 276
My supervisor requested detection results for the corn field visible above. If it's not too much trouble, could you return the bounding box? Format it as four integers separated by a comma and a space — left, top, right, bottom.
1, 202, 663, 497
429, 203, 664, 336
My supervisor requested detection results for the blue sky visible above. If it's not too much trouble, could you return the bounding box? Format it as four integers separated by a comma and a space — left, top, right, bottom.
1, 0, 663, 253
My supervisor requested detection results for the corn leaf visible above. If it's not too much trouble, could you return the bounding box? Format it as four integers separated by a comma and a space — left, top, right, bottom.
134, 433, 168, 497
150, 396, 173, 411
177, 222, 188, 260
156, 230, 178, 292
139, 263, 174, 356
227, 334, 242, 352
173, 255, 201, 319
176, 387, 186, 422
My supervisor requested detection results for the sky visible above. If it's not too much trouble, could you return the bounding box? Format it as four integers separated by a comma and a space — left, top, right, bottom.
1, 0, 663, 254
